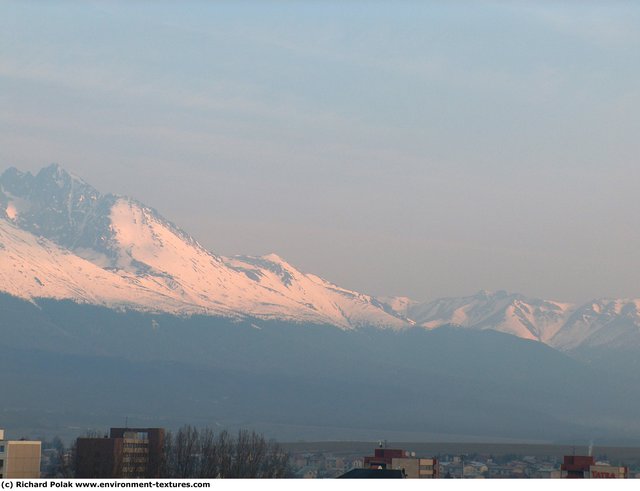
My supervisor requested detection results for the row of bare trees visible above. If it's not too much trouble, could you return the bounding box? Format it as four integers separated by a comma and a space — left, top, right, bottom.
45, 427, 291, 478
162, 426, 291, 478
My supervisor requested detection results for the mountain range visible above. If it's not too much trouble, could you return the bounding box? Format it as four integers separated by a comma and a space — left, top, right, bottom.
2, 164, 640, 443
1, 164, 639, 352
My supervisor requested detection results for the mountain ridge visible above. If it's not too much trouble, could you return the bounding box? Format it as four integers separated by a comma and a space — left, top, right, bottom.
0, 164, 410, 329
2, 164, 639, 352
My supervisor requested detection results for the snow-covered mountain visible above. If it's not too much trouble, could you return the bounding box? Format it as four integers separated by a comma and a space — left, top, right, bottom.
384, 290, 640, 351
391, 290, 573, 343
0, 164, 409, 329
2, 164, 639, 351
549, 298, 640, 350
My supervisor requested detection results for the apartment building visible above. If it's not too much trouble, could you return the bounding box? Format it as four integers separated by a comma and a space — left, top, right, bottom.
76, 427, 164, 478
0, 429, 41, 479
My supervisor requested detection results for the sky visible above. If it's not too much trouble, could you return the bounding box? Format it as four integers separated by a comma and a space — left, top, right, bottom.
1, 1, 640, 303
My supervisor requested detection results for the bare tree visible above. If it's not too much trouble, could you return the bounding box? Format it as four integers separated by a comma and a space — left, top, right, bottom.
261, 441, 291, 478
198, 428, 219, 478
232, 430, 266, 478
162, 426, 291, 478
215, 430, 233, 478
46, 437, 75, 478
168, 425, 200, 478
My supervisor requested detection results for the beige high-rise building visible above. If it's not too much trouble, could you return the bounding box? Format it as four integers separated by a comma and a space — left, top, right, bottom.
0, 429, 42, 479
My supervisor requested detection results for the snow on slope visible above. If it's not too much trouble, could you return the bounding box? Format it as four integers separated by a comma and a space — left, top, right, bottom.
227, 254, 411, 329
0, 218, 197, 312
549, 299, 640, 350
104, 198, 408, 327
385, 290, 640, 351
401, 290, 573, 343
0, 165, 409, 329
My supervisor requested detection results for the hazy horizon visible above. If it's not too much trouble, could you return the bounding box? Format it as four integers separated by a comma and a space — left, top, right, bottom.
2, 2, 639, 304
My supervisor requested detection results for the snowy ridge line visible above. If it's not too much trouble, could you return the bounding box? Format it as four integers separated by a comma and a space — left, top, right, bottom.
0, 164, 410, 330
1, 163, 639, 350
381, 290, 640, 350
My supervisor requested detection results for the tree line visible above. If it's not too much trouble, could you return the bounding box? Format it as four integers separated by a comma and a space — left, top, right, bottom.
162, 426, 291, 478
43, 426, 291, 478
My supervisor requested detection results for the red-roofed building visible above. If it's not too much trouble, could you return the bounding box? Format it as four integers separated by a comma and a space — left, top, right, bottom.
561, 456, 628, 479
363, 446, 439, 478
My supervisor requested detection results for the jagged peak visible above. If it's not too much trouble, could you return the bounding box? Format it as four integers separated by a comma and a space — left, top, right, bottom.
1, 166, 34, 195
1, 164, 94, 196
1, 166, 28, 180
36, 163, 90, 187
39, 162, 64, 174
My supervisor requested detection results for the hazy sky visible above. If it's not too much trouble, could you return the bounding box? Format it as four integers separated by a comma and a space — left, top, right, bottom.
2, 2, 640, 303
